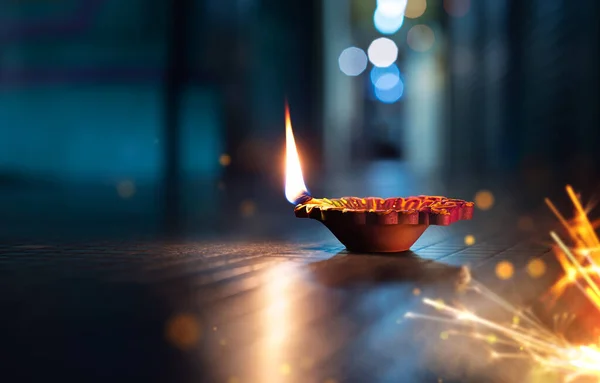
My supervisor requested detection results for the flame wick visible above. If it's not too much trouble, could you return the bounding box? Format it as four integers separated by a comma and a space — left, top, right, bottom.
284, 103, 309, 204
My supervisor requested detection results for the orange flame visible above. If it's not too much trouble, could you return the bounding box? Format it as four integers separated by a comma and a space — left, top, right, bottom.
284, 103, 308, 204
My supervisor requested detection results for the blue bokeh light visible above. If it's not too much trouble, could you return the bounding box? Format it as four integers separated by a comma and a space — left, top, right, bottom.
370, 64, 404, 103
375, 73, 400, 90
370, 63, 400, 87
373, 8, 405, 35
374, 79, 404, 103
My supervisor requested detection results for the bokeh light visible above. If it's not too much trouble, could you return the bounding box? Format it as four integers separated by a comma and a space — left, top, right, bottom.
165, 313, 201, 350
527, 259, 546, 279
374, 8, 405, 35
375, 73, 401, 90
370, 63, 400, 86
464, 234, 475, 246
405, 0, 427, 19
444, 0, 470, 17
373, 0, 406, 35
486, 334, 498, 344
474, 190, 495, 210
377, 0, 408, 17
370, 62, 403, 103
219, 153, 231, 166
374, 78, 404, 103
116, 180, 136, 199
368, 37, 399, 67
407, 24, 435, 52
338, 47, 368, 76
280, 363, 291, 375
495, 261, 514, 280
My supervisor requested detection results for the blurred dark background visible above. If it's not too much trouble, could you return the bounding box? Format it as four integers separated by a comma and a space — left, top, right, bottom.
0, 0, 599, 240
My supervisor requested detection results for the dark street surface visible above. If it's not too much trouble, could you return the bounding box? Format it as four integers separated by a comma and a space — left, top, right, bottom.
0, 166, 573, 383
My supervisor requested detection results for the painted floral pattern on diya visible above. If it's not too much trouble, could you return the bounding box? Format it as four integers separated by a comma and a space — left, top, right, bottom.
295, 196, 473, 225
294, 196, 474, 253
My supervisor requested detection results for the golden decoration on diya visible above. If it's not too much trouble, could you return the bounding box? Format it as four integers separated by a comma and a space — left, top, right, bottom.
284, 103, 474, 252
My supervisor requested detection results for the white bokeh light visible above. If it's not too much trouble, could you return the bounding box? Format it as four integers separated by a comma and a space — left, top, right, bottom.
367, 38, 398, 68
338, 47, 368, 76
377, 0, 408, 17
374, 8, 404, 35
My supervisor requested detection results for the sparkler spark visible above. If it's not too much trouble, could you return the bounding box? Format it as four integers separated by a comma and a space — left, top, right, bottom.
406, 185, 600, 382
546, 186, 600, 310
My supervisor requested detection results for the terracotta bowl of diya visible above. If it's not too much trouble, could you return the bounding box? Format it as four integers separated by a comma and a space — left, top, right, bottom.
294, 195, 474, 253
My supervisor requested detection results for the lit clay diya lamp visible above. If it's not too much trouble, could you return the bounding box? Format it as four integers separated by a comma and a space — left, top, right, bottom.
293, 196, 473, 253
285, 105, 474, 253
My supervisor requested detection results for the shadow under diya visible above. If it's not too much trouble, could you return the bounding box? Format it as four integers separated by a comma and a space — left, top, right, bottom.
306, 250, 472, 287
294, 195, 474, 253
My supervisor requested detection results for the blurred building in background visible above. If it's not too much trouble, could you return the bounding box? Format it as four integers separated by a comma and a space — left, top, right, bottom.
0, 0, 598, 237
323, 0, 600, 179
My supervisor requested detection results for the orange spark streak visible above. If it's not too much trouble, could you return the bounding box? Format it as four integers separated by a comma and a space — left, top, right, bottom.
548, 185, 600, 307
407, 185, 600, 382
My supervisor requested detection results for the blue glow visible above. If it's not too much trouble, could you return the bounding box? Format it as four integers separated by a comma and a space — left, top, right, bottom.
0, 86, 222, 182
370, 63, 400, 87
375, 73, 400, 90
374, 75, 404, 104
373, 7, 405, 35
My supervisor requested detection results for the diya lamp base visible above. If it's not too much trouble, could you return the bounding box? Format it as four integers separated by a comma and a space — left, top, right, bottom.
322, 221, 428, 253
294, 195, 474, 253
284, 103, 473, 253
